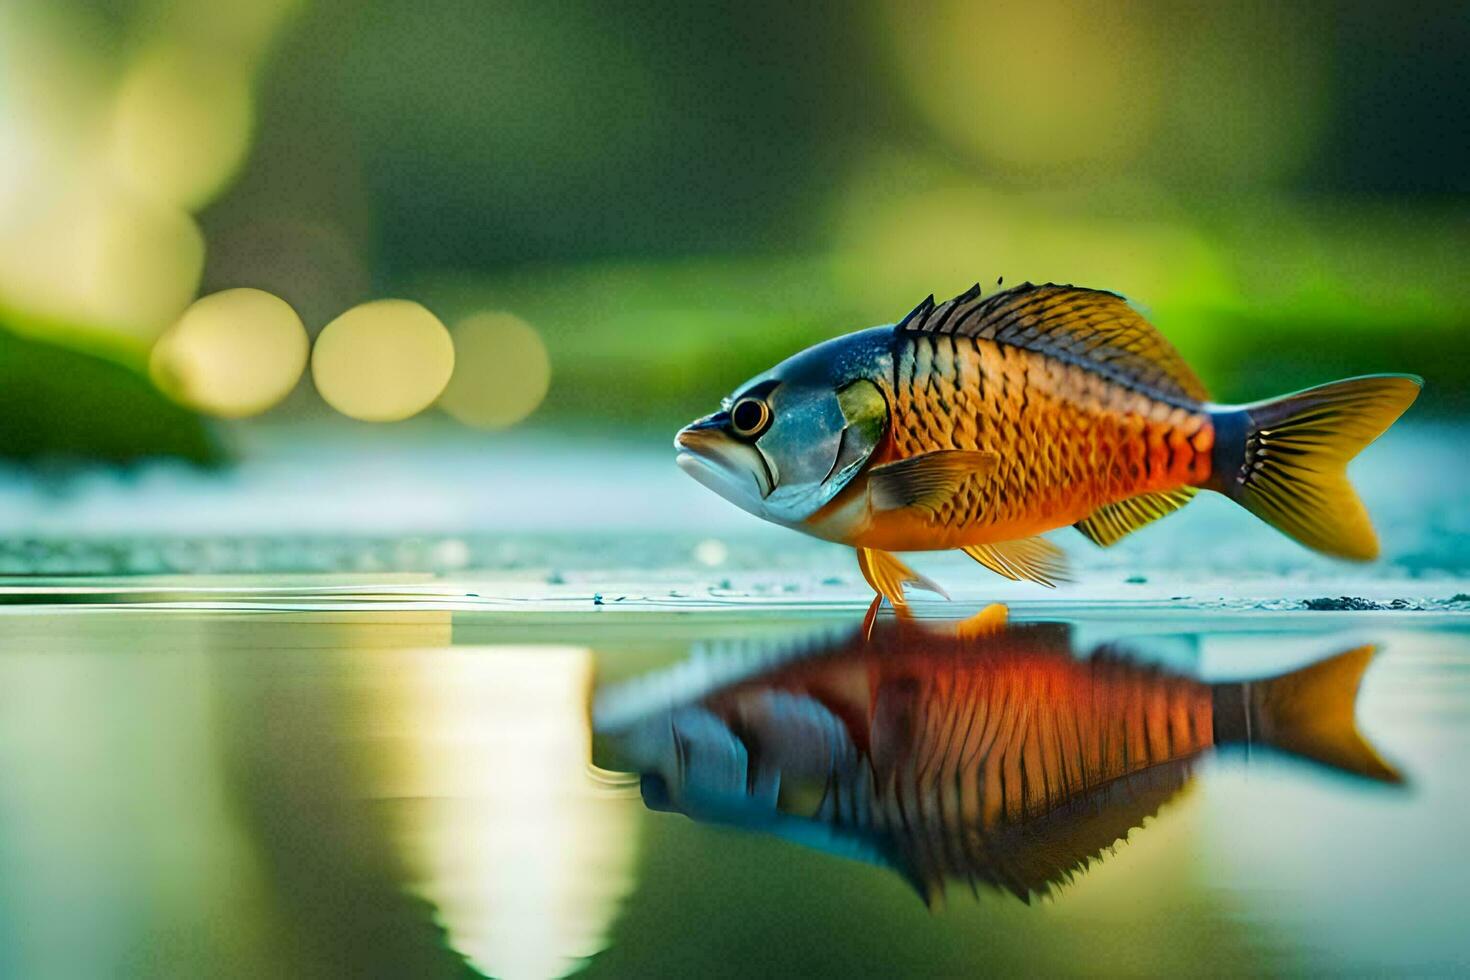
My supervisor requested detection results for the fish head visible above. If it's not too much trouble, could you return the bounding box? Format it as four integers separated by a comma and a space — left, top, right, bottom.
674, 327, 892, 525
613, 693, 859, 818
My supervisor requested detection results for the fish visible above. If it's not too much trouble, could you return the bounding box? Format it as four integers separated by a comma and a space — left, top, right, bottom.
595, 617, 1401, 905
674, 282, 1422, 605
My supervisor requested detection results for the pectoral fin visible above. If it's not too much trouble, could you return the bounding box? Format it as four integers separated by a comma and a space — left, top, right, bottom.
869, 450, 999, 517
856, 547, 948, 607
962, 537, 1070, 588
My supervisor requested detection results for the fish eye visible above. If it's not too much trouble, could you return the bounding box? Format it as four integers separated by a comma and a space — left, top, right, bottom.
729, 397, 772, 439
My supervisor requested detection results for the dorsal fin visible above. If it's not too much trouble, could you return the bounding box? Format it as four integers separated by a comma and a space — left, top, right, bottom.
880, 749, 1195, 903
952, 758, 1195, 901
898, 282, 1211, 404
1074, 487, 1198, 548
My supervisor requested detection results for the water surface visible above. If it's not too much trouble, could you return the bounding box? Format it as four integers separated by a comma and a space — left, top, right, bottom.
0, 602, 1465, 977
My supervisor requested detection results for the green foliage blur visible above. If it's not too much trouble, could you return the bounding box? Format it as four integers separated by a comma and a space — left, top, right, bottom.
2, 0, 1467, 459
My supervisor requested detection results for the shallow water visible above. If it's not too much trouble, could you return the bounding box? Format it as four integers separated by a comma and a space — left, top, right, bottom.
0, 601, 1465, 978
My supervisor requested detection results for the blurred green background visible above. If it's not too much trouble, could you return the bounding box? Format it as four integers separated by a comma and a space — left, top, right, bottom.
1, 0, 1467, 462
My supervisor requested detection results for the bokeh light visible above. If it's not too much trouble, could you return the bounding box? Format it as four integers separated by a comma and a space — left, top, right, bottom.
108, 46, 254, 210
0, 176, 204, 343
438, 312, 551, 430
311, 299, 455, 422
149, 288, 308, 419
880, 1, 1330, 187
693, 539, 728, 567
883, 0, 1163, 172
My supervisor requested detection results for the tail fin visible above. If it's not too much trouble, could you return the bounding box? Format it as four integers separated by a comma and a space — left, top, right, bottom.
1213, 645, 1401, 783
1211, 374, 1421, 560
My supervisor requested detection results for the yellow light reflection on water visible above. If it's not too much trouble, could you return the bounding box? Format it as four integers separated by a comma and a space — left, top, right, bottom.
364, 646, 638, 980
311, 299, 455, 421
149, 288, 308, 418
439, 311, 552, 429
108, 46, 253, 211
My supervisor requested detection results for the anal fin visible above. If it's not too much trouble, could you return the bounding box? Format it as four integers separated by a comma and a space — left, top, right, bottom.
856, 547, 948, 607
962, 537, 1070, 588
1074, 487, 1197, 548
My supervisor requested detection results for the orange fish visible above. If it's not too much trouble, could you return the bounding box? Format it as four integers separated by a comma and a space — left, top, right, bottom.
675, 282, 1422, 605
596, 618, 1399, 904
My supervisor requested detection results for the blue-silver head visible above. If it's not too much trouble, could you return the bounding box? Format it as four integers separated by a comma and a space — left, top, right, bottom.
674, 327, 893, 526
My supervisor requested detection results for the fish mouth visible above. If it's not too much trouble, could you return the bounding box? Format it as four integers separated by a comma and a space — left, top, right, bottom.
675, 422, 773, 512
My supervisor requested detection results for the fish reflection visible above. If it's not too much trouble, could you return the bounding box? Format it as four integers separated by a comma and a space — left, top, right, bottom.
598, 618, 1400, 904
